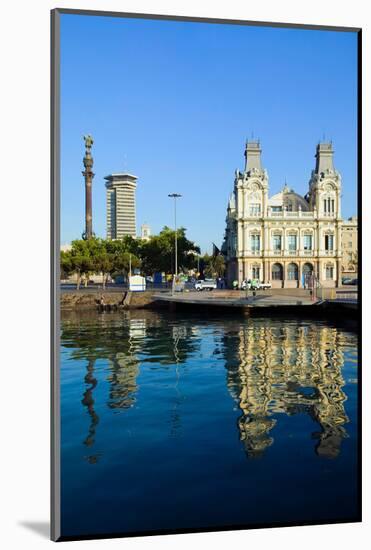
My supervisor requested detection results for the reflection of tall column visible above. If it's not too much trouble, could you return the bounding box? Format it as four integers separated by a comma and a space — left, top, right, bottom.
81, 358, 99, 451
82, 135, 95, 240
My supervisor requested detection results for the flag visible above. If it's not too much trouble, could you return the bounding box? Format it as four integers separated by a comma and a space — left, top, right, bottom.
212, 243, 221, 257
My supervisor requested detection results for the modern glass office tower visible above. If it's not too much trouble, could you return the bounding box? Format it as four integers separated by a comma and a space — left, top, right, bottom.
105, 173, 138, 239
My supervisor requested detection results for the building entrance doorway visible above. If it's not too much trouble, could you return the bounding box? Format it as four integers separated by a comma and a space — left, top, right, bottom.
272, 263, 283, 288
302, 263, 313, 288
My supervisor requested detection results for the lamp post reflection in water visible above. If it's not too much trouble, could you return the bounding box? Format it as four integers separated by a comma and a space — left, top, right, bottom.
168, 193, 182, 294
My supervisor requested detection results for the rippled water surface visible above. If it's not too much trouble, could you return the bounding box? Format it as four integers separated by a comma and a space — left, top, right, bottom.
60, 310, 359, 538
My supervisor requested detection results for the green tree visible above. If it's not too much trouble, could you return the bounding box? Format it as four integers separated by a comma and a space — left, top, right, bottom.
65, 238, 100, 289
94, 250, 114, 289
71, 253, 94, 289
60, 229, 200, 286
212, 254, 226, 277
112, 251, 141, 281
140, 226, 200, 275
202, 254, 225, 278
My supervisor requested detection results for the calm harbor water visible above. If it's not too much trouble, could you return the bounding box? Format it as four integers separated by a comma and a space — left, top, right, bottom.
60, 310, 359, 538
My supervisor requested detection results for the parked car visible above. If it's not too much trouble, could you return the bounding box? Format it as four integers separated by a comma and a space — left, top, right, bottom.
194, 279, 217, 291
259, 282, 272, 290
342, 277, 352, 285
241, 279, 271, 291
349, 278, 358, 286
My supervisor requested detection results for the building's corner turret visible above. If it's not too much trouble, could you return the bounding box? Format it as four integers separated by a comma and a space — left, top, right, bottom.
244, 140, 262, 173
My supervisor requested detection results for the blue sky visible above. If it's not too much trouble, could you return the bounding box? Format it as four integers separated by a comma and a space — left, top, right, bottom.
60, 14, 358, 253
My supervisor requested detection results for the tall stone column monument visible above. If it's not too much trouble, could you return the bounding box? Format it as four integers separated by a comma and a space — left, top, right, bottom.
82, 134, 95, 239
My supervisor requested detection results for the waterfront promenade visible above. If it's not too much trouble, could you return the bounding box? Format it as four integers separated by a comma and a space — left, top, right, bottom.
153, 290, 316, 308
60, 285, 358, 315
153, 288, 358, 314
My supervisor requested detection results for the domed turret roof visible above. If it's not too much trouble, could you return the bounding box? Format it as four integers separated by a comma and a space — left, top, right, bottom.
268, 184, 309, 210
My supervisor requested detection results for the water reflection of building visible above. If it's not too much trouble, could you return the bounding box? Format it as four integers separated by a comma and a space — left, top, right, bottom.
224, 321, 349, 458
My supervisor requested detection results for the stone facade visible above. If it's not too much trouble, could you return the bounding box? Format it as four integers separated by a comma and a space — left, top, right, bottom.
341, 216, 358, 276
222, 140, 351, 288
140, 223, 151, 241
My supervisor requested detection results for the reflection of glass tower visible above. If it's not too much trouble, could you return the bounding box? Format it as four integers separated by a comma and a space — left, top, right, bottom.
224, 320, 349, 459
106, 318, 146, 410
107, 353, 140, 410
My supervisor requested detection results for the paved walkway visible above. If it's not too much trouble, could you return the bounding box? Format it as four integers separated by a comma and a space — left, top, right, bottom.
153, 291, 317, 309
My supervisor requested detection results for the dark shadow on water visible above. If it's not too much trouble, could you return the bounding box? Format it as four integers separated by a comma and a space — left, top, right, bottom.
19, 521, 50, 539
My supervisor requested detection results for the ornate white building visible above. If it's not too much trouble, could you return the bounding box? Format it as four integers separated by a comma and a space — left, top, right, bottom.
140, 223, 151, 241
222, 140, 344, 288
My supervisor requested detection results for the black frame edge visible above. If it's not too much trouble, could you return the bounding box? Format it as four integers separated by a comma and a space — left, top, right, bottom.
51, 7, 61, 543
356, 27, 362, 523
53, 7, 361, 33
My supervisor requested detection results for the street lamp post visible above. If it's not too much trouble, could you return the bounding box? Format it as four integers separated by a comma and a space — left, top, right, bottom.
168, 193, 182, 293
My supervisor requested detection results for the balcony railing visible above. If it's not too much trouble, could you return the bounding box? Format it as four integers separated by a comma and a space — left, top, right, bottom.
241, 250, 261, 256
238, 249, 337, 258
255, 249, 315, 257
267, 210, 315, 219
301, 212, 315, 218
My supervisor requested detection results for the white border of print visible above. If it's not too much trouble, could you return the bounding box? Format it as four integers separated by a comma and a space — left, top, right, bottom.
0, 1, 368, 549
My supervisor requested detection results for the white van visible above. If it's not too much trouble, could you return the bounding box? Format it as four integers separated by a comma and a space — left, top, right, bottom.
194, 279, 217, 291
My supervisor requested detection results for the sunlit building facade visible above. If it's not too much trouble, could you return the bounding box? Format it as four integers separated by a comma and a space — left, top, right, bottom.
140, 223, 151, 241
222, 140, 349, 288
341, 216, 358, 277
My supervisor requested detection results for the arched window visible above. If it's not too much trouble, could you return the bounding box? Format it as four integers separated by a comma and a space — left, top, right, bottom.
272, 263, 283, 280
252, 265, 260, 279
287, 263, 298, 280
250, 233, 260, 252
287, 233, 297, 251
323, 196, 335, 215
326, 264, 334, 280
302, 263, 313, 275
325, 233, 334, 251
303, 233, 313, 251
272, 233, 282, 251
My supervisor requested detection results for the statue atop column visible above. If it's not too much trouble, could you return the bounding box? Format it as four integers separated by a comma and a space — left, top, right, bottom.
82, 134, 95, 239
84, 134, 94, 150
